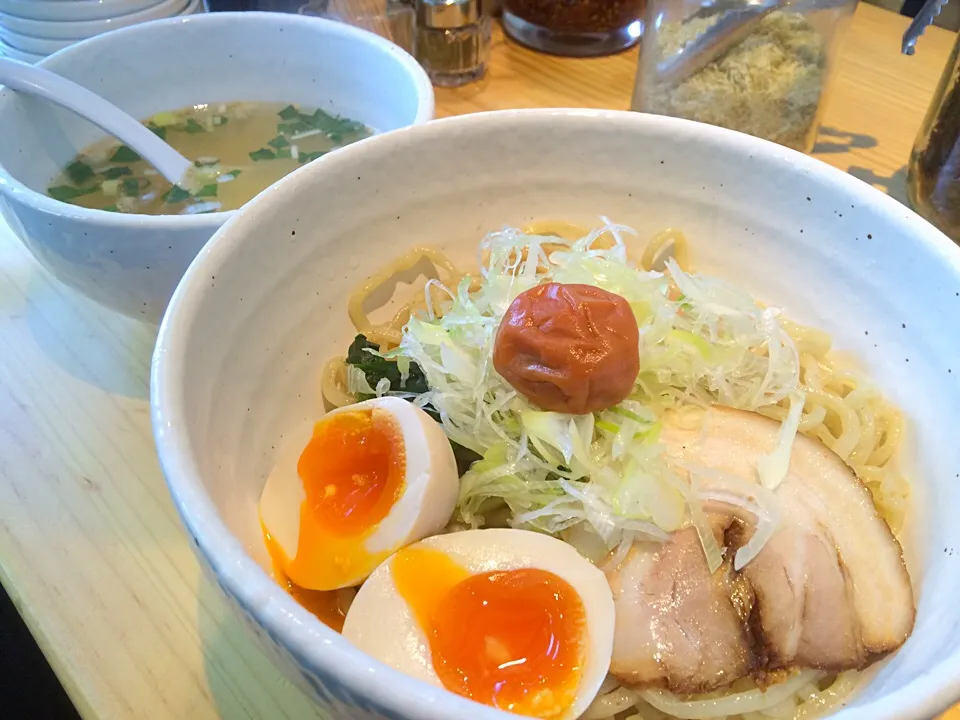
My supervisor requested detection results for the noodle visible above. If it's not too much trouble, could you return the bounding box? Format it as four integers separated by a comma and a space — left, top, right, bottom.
320, 221, 909, 720
346, 246, 462, 348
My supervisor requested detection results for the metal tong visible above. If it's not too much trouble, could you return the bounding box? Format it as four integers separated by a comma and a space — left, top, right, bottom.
902, 0, 951, 55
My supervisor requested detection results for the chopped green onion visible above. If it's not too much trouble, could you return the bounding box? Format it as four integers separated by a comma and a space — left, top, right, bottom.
65, 160, 94, 185
278, 104, 300, 121
110, 146, 141, 163
184, 118, 205, 134
101, 166, 132, 180
151, 111, 180, 127
249, 148, 276, 161
162, 185, 191, 204
267, 135, 290, 149
103, 204, 119, 212
595, 419, 620, 434
298, 150, 326, 165
195, 184, 218, 198
275, 147, 292, 159
47, 185, 97, 202
147, 124, 167, 141
121, 178, 145, 196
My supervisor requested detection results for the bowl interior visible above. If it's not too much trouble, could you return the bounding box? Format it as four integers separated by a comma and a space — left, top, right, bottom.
155, 111, 960, 720
0, 12, 430, 197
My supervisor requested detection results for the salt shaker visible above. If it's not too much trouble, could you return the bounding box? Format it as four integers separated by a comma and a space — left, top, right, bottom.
414, 0, 491, 87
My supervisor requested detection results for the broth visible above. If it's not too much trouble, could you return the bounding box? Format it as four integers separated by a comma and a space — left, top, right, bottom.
47, 101, 371, 215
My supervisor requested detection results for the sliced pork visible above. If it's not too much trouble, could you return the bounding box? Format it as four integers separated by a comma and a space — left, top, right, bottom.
605, 406, 915, 692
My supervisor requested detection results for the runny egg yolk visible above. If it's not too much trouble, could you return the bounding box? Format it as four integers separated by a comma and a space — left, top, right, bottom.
263, 525, 348, 632
285, 408, 406, 589
392, 547, 587, 719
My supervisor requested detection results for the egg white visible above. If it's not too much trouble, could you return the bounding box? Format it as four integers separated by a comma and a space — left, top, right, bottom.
259, 396, 459, 589
342, 528, 616, 719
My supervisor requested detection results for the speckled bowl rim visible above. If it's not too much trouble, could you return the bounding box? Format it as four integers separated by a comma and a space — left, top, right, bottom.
152, 108, 960, 720
0, 11, 434, 229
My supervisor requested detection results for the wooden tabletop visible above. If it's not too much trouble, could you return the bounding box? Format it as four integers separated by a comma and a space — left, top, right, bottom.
0, 5, 957, 719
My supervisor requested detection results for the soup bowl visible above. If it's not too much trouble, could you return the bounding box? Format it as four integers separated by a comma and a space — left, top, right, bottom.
0, 11, 433, 321
151, 110, 960, 719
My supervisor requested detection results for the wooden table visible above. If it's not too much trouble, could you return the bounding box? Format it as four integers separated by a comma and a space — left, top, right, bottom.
0, 4, 956, 719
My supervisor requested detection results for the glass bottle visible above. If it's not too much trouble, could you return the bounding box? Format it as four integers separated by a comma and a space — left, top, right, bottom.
908, 35, 960, 241
414, 0, 491, 87
502, 0, 643, 57
631, 0, 857, 153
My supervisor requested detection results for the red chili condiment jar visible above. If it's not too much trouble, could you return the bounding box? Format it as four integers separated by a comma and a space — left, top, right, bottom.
502, 0, 644, 57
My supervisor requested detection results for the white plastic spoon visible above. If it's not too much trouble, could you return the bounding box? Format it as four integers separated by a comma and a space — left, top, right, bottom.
0, 57, 193, 186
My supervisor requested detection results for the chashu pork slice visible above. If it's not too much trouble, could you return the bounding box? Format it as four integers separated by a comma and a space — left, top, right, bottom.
605, 406, 915, 692
605, 519, 757, 694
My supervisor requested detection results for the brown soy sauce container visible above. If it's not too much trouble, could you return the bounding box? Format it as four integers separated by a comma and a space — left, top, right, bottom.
908, 34, 960, 243
502, 0, 645, 57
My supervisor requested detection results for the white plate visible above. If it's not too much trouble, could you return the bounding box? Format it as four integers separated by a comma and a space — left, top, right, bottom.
0, 34, 44, 62
0, 0, 165, 23
0, 0, 188, 39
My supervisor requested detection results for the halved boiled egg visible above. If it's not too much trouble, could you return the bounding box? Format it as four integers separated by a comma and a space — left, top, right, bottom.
343, 528, 615, 719
259, 396, 459, 591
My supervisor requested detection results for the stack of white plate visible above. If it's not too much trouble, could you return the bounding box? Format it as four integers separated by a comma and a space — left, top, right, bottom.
0, 0, 206, 64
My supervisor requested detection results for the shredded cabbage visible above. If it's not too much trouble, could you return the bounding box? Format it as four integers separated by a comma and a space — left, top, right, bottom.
396, 220, 801, 563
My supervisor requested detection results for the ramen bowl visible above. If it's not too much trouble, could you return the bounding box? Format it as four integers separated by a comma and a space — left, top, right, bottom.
0, 12, 433, 321
152, 109, 960, 719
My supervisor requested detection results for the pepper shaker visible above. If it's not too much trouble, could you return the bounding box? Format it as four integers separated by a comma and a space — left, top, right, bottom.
414, 0, 491, 87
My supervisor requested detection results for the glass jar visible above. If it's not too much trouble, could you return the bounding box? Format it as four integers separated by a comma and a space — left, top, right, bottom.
631, 0, 857, 153
908, 35, 960, 241
502, 0, 644, 57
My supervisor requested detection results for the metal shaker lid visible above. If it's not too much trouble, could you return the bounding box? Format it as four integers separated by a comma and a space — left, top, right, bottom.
416, 0, 479, 29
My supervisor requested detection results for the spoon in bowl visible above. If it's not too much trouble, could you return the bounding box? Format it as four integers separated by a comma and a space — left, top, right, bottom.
0, 57, 193, 186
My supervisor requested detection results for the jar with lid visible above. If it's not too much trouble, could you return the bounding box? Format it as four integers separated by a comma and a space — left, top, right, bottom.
414, 0, 491, 86
908, 34, 960, 241
631, 0, 857, 152
502, 0, 644, 57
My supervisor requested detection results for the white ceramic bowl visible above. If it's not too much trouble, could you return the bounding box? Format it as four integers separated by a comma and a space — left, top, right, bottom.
0, 34, 43, 62
0, 0, 165, 23
0, 0, 189, 39
0, 12, 433, 321
151, 109, 960, 720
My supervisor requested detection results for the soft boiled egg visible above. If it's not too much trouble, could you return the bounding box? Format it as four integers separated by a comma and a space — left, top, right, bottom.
259, 396, 459, 591
342, 528, 615, 719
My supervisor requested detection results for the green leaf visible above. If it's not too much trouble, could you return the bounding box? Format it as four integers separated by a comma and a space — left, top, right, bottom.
277, 104, 300, 121
162, 185, 192, 204
47, 185, 97, 202
110, 146, 141, 163
101, 166, 132, 180
121, 178, 143, 196
249, 148, 276, 161
345, 334, 429, 395
195, 184, 218, 198
65, 160, 95, 185
103, 204, 119, 212
147, 123, 167, 141
185, 118, 206, 134
267, 135, 290, 149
